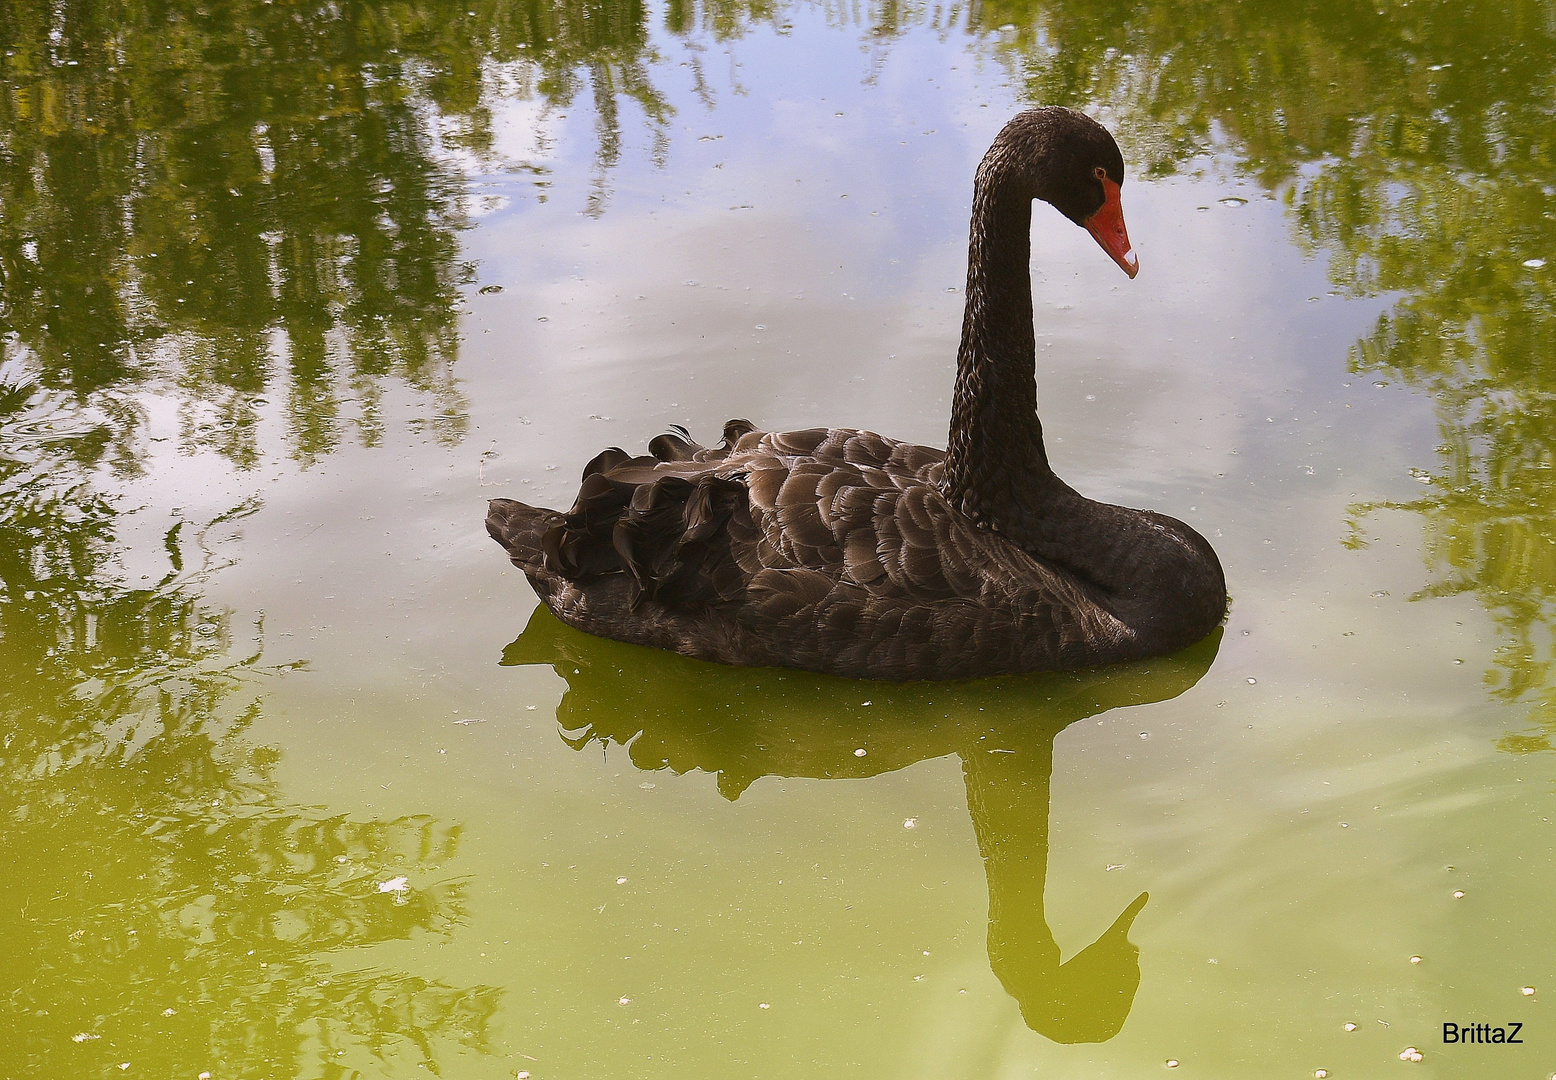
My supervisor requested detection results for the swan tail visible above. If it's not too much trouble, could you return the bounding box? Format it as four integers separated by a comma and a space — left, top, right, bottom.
489, 422, 765, 611
486, 498, 564, 576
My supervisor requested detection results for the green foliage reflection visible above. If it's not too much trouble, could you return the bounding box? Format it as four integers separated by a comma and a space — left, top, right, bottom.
941, 0, 1556, 747
1243, 2, 1556, 748
0, 374, 497, 1078
0, 0, 791, 468
505, 605, 1220, 1043
0, 0, 490, 468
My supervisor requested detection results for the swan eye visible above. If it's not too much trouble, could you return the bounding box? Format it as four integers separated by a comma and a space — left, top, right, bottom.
1093, 166, 1108, 181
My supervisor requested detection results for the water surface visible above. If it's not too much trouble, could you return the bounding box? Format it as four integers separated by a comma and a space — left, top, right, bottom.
2, 0, 1554, 1075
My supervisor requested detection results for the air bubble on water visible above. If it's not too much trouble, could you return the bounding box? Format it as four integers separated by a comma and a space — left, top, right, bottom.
1523, 258, 1546, 269
1219, 197, 1247, 206
854, 748, 867, 757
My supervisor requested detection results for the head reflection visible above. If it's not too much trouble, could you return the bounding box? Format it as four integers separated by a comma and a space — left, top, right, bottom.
503, 606, 1220, 1043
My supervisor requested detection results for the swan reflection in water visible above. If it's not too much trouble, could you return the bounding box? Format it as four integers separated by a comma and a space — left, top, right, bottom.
503, 606, 1219, 1043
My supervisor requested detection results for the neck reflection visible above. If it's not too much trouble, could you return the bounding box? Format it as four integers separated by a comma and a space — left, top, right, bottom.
503, 606, 1219, 1042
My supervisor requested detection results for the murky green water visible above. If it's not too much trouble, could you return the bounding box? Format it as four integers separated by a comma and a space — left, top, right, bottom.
3, 0, 1555, 1076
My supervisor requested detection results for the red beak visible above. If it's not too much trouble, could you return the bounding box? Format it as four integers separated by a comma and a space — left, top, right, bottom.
1083, 177, 1138, 279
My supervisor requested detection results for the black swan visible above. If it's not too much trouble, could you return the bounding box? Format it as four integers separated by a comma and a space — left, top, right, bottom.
488, 107, 1227, 681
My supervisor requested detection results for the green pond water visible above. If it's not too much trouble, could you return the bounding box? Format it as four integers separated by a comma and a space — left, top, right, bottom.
3, 0, 1555, 1076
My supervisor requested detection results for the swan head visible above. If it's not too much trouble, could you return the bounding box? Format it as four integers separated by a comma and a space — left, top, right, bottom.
993, 107, 1139, 279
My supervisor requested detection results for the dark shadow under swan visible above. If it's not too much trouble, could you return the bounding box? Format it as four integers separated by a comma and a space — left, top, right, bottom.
502, 603, 1221, 1042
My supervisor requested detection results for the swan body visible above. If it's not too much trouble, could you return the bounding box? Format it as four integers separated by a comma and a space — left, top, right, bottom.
488, 107, 1227, 681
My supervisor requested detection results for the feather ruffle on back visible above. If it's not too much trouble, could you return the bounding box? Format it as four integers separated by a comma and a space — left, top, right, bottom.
540, 423, 755, 610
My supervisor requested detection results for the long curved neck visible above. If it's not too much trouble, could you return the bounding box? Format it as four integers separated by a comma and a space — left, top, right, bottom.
936, 113, 1228, 650
938, 153, 1206, 631
942, 156, 1068, 539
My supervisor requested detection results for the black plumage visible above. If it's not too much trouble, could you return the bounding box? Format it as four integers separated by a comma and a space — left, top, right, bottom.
487, 107, 1227, 681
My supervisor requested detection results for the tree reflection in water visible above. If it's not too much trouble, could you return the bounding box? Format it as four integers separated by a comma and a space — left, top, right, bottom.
0, 0, 480, 468
0, 1, 772, 1071
505, 605, 1220, 1043
0, 373, 497, 1075
963, 0, 1556, 749
0, 0, 792, 468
